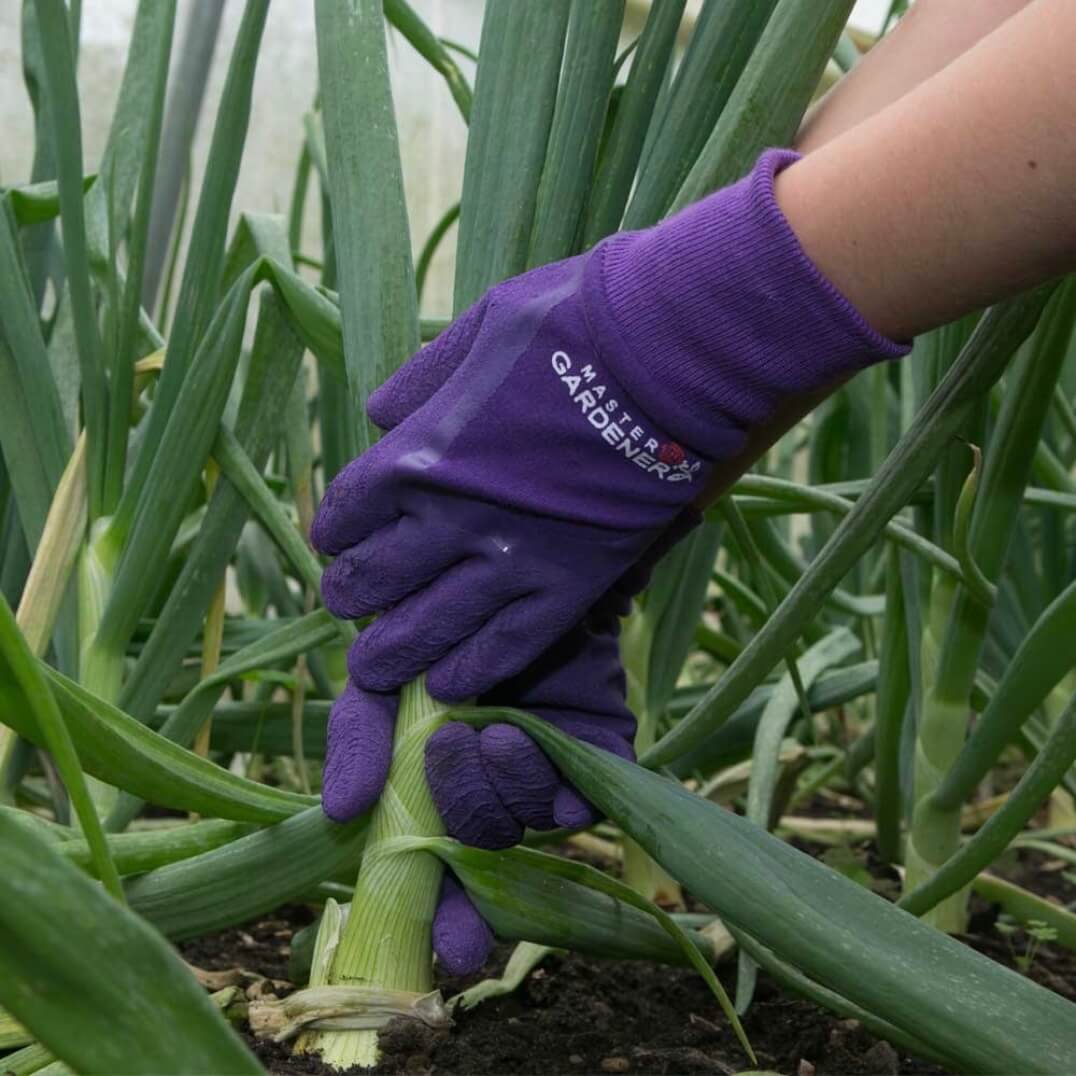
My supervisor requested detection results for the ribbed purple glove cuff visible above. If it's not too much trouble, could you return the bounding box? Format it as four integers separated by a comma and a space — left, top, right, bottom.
585, 148, 910, 458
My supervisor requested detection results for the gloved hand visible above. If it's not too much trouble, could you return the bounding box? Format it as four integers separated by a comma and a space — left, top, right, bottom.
318, 389, 702, 831
322, 513, 699, 974
312, 149, 906, 707
320, 400, 701, 974
322, 611, 637, 976
321, 615, 636, 831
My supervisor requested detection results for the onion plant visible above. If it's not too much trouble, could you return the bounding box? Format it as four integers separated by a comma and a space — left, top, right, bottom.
2, 2, 1076, 1074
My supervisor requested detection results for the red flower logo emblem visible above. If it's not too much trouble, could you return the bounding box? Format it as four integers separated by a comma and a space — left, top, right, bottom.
658, 441, 685, 466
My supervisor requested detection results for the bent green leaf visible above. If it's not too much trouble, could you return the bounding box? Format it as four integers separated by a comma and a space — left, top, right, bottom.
0, 812, 262, 1075
457, 707, 1076, 1075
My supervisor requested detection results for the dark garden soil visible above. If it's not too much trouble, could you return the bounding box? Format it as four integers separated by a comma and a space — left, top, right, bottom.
195, 921, 946, 1076
175, 843, 1076, 1076
180, 905, 313, 985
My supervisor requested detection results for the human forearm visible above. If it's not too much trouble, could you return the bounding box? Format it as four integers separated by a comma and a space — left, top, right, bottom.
698, 0, 1075, 507
797, 0, 1034, 153
780, 0, 1076, 341
697, 1, 1042, 506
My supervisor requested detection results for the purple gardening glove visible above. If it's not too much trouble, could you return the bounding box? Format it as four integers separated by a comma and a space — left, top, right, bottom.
322, 510, 701, 975
323, 611, 639, 976
312, 149, 906, 709
321, 615, 637, 830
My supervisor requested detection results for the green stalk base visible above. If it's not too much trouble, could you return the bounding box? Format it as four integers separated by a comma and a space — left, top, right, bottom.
622, 836, 683, 908
904, 576, 970, 932
77, 528, 124, 821
904, 705, 969, 932
1045, 680, 1076, 828
300, 679, 448, 1069
904, 839, 968, 933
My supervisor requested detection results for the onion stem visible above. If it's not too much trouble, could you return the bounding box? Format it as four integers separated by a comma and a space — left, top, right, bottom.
299, 679, 447, 1069
904, 292, 1073, 928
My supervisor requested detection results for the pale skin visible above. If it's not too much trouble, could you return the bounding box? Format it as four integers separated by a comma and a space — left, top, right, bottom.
702, 0, 1072, 505
784, 0, 1076, 341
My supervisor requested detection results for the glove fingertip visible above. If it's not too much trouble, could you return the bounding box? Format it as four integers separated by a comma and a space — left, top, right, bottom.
552, 783, 598, 830
322, 746, 387, 821
366, 295, 491, 431
425, 723, 524, 849
320, 556, 378, 621
322, 784, 378, 824
365, 379, 403, 431
321, 685, 397, 823
433, 876, 495, 977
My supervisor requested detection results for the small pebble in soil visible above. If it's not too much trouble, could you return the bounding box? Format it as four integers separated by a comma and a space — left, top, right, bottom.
861, 1040, 901, 1075
378, 1020, 447, 1061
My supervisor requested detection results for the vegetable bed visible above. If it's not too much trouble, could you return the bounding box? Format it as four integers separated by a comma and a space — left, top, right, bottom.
180, 834, 1076, 1076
